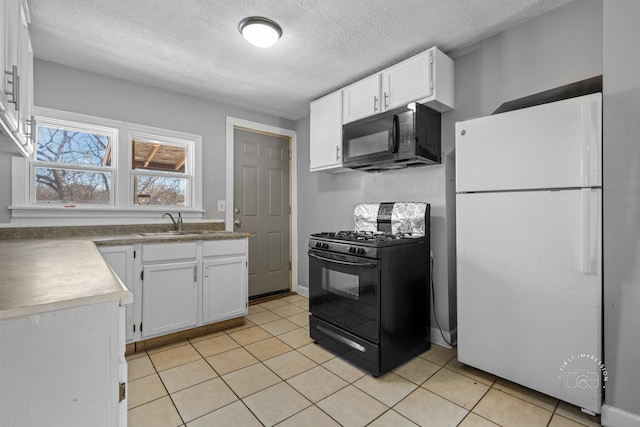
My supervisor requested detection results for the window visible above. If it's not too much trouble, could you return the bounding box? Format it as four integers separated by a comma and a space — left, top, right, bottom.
33, 119, 117, 205
131, 136, 192, 207
13, 108, 202, 219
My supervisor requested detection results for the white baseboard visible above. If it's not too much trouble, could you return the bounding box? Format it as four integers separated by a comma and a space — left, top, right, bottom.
294, 285, 309, 298
430, 326, 457, 349
602, 404, 640, 427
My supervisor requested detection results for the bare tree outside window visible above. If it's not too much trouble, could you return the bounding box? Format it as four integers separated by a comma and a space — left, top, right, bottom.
31, 117, 195, 208
134, 175, 186, 206
35, 125, 113, 204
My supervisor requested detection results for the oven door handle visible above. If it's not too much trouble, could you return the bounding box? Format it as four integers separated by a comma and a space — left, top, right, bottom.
309, 252, 378, 268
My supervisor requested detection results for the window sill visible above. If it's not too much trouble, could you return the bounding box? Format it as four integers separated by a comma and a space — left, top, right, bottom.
8, 205, 207, 226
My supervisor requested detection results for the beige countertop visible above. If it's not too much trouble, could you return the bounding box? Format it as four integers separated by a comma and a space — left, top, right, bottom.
0, 239, 132, 320
0, 231, 248, 320
91, 230, 249, 246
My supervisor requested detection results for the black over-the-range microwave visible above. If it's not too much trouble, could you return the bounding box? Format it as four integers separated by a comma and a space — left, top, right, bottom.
342, 103, 441, 172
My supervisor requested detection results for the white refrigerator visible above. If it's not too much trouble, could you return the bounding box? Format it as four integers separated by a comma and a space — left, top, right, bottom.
455, 93, 603, 414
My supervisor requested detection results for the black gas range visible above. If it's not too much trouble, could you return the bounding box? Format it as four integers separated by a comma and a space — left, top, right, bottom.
309, 230, 427, 259
308, 203, 431, 376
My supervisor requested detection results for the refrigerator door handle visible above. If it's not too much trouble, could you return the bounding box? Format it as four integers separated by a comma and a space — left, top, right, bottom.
580, 188, 592, 274
581, 97, 602, 187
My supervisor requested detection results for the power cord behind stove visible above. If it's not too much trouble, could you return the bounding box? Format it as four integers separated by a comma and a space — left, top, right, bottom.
430, 253, 453, 347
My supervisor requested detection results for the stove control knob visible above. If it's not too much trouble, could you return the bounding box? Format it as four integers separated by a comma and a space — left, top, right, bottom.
357, 248, 366, 255
349, 247, 356, 253
315, 242, 322, 248
322, 243, 329, 249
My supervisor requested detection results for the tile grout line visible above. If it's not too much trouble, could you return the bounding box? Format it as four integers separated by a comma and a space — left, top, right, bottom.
247, 304, 355, 426
134, 300, 596, 427
194, 323, 313, 426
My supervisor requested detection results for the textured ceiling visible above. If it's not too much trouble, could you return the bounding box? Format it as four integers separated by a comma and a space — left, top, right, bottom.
26, 0, 573, 121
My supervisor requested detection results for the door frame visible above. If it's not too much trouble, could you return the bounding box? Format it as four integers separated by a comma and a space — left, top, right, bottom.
225, 117, 300, 296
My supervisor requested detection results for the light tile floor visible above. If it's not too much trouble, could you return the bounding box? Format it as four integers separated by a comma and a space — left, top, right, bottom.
127, 294, 601, 427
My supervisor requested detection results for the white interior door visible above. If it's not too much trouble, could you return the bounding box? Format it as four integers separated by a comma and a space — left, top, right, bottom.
456, 189, 602, 413
234, 128, 290, 298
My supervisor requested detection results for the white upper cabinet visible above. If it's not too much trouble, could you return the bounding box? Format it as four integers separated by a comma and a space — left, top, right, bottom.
310, 46, 453, 172
1, 0, 20, 134
310, 90, 345, 172
0, 2, 7, 123
342, 74, 383, 124
382, 50, 433, 110
0, 0, 34, 157
342, 47, 454, 124
15, 4, 33, 151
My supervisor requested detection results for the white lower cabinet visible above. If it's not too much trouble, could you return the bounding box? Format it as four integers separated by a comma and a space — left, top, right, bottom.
202, 239, 248, 324
140, 241, 199, 339
99, 238, 249, 343
0, 301, 127, 426
141, 260, 199, 338
99, 245, 138, 343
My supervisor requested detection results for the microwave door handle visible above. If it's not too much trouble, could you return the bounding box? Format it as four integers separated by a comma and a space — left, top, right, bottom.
390, 114, 399, 153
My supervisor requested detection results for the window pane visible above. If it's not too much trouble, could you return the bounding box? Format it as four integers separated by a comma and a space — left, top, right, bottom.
133, 140, 186, 173
36, 125, 112, 167
35, 167, 111, 204
134, 175, 187, 206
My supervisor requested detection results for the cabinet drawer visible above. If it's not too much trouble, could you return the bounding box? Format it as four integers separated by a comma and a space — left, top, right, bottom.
142, 241, 198, 263
203, 239, 247, 257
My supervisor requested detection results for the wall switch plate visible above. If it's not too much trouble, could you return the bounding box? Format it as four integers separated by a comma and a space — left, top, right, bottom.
217, 200, 226, 212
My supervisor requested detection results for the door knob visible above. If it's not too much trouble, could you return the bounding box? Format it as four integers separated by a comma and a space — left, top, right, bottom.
234, 219, 242, 227
234, 207, 241, 214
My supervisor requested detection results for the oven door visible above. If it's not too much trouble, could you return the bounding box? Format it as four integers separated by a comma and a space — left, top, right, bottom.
308, 248, 380, 343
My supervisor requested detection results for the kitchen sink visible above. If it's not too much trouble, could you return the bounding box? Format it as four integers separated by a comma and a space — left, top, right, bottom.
137, 230, 213, 237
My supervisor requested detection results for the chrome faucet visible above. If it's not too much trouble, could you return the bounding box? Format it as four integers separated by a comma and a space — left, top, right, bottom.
163, 212, 183, 231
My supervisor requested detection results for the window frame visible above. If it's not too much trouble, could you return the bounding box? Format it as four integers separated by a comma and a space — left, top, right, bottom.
128, 130, 194, 208
30, 116, 119, 207
10, 107, 203, 223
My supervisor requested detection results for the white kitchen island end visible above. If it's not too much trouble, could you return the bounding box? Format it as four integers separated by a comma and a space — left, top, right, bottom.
0, 239, 131, 427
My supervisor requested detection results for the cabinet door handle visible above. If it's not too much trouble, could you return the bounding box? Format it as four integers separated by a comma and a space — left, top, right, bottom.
193, 265, 198, 282
336, 145, 340, 161
4, 65, 19, 110
26, 115, 35, 145
373, 95, 378, 112
384, 92, 389, 109
14, 72, 20, 112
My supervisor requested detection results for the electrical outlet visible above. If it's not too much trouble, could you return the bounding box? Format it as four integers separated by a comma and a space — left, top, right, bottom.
217, 200, 226, 212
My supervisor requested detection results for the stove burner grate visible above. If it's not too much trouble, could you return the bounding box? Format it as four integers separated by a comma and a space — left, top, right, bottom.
316, 230, 420, 242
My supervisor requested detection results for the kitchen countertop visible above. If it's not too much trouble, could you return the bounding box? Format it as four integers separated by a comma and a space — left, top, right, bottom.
0, 231, 249, 320
0, 239, 132, 320
91, 230, 249, 246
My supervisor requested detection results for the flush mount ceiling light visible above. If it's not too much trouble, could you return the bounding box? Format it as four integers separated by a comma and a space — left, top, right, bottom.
238, 16, 282, 48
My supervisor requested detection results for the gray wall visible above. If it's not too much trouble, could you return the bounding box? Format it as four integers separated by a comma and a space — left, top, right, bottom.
4, 59, 293, 223
295, 0, 603, 344
603, 0, 640, 421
